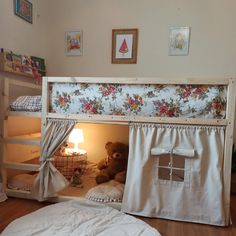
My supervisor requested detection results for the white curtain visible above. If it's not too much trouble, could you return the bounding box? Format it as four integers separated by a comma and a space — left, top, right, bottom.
32, 119, 76, 201
122, 123, 226, 226
0, 175, 7, 202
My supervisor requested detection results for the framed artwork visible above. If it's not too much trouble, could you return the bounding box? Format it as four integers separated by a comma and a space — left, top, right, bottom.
65, 31, 83, 56
14, 0, 33, 24
169, 27, 190, 56
112, 28, 138, 64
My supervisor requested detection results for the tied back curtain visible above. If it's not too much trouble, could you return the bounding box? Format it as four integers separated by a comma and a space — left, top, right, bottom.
122, 123, 226, 226
32, 119, 76, 201
0, 175, 7, 202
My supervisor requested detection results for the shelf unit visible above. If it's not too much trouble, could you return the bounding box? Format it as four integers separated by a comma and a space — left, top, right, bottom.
0, 74, 42, 198
0, 52, 46, 79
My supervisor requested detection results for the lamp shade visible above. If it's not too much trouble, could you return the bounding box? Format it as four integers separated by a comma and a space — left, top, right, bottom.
68, 128, 84, 144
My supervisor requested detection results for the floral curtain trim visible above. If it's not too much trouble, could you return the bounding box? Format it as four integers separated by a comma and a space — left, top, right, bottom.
50, 83, 227, 119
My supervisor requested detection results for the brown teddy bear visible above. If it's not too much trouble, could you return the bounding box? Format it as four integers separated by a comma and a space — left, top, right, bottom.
95, 142, 129, 184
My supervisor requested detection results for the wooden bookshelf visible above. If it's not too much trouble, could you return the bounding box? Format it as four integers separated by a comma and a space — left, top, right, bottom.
0, 52, 46, 79
0, 53, 34, 78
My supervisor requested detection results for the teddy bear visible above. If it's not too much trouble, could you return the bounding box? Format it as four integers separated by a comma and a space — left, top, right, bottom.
95, 142, 129, 184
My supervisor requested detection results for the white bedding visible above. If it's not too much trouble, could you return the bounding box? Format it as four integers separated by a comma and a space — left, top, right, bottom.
1, 200, 161, 236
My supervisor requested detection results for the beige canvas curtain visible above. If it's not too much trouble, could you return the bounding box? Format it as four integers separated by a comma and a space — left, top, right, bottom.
32, 119, 76, 201
122, 123, 226, 226
0, 174, 7, 202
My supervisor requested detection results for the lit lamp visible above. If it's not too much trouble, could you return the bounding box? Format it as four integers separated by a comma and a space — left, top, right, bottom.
67, 128, 86, 155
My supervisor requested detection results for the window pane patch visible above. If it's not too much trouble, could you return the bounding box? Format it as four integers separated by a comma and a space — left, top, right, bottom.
172, 169, 185, 182
173, 155, 185, 169
158, 168, 170, 180
157, 153, 187, 183
159, 154, 170, 167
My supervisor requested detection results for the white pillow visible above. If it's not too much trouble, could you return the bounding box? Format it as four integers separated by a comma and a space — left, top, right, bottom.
8, 174, 37, 191
86, 180, 124, 203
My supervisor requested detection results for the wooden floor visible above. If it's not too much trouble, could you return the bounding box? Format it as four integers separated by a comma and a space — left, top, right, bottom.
0, 195, 236, 236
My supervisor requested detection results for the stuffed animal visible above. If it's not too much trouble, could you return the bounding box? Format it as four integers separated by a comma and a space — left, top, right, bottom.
70, 167, 83, 188
95, 142, 129, 184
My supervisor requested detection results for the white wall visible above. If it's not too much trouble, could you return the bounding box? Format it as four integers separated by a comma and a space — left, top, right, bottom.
0, 0, 50, 58
44, 0, 236, 79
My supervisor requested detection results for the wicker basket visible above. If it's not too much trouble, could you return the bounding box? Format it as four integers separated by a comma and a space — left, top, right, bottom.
53, 153, 87, 180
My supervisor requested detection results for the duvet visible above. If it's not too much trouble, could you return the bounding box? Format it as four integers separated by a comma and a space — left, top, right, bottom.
1, 200, 161, 236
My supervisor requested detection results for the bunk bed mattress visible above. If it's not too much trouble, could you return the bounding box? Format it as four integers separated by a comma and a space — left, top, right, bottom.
1, 200, 161, 236
50, 83, 227, 119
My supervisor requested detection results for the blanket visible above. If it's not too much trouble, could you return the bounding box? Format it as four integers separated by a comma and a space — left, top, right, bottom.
1, 200, 161, 236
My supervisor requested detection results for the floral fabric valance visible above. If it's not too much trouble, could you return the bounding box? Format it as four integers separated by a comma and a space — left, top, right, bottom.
50, 83, 227, 119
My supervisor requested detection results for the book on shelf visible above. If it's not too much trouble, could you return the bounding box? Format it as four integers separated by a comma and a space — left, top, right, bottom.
0, 49, 46, 80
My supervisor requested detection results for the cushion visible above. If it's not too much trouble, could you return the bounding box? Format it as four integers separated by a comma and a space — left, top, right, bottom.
10, 96, 42, 112
8, 174, 37, 191
85, 180, 124, 202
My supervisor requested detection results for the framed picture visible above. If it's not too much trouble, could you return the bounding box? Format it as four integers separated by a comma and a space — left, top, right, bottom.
169, 27, 190, 56
65, 31, 83, 56
14, 0, 33, 24
112, 28, 138, 64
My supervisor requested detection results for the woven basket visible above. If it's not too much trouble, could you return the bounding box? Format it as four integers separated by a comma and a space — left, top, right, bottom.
53, 153, 87, 180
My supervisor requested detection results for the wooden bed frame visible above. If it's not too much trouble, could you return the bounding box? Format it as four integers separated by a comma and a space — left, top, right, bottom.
41, 76, 236, 225
0, 77, 41, 199
1, 76, 235, 225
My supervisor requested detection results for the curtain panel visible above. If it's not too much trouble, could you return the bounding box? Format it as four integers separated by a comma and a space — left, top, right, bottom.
32, 119, 76, 201
122, 123, 226, 225
0, 176, 7, 202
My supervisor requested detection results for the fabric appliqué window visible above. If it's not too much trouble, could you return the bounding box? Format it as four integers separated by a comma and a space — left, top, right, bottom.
151, 147, 194, 187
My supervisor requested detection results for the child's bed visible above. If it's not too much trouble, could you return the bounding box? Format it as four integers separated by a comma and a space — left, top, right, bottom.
2, 77, 236, 226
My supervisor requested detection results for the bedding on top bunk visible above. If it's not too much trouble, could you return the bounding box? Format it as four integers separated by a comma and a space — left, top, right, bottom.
50, 83, 227, 119
9, 83, 227, 118
9, 96, 41, 112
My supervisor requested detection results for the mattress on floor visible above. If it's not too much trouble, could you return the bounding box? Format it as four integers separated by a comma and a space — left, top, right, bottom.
1, 200, 161, 236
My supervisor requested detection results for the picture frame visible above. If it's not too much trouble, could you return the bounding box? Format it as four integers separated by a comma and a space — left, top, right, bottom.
169, 27, 190, 56
112, 28, 138, 64
65, 31, 83, 56
14, 0, 33, 24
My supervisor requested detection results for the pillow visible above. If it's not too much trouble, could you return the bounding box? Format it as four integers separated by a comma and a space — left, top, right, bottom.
8, 173, 37, 191
10, 96, 42, 112
86, 180, 124, 203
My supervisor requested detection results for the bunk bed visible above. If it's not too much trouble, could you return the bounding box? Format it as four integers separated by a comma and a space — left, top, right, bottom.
1, 76, 236, 226
30, 76, 235, 226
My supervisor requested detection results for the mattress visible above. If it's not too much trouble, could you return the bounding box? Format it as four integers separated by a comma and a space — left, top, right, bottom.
1, 200, 161, 236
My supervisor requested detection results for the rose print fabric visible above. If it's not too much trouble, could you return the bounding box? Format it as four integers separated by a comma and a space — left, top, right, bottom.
50, 83, 227, 119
